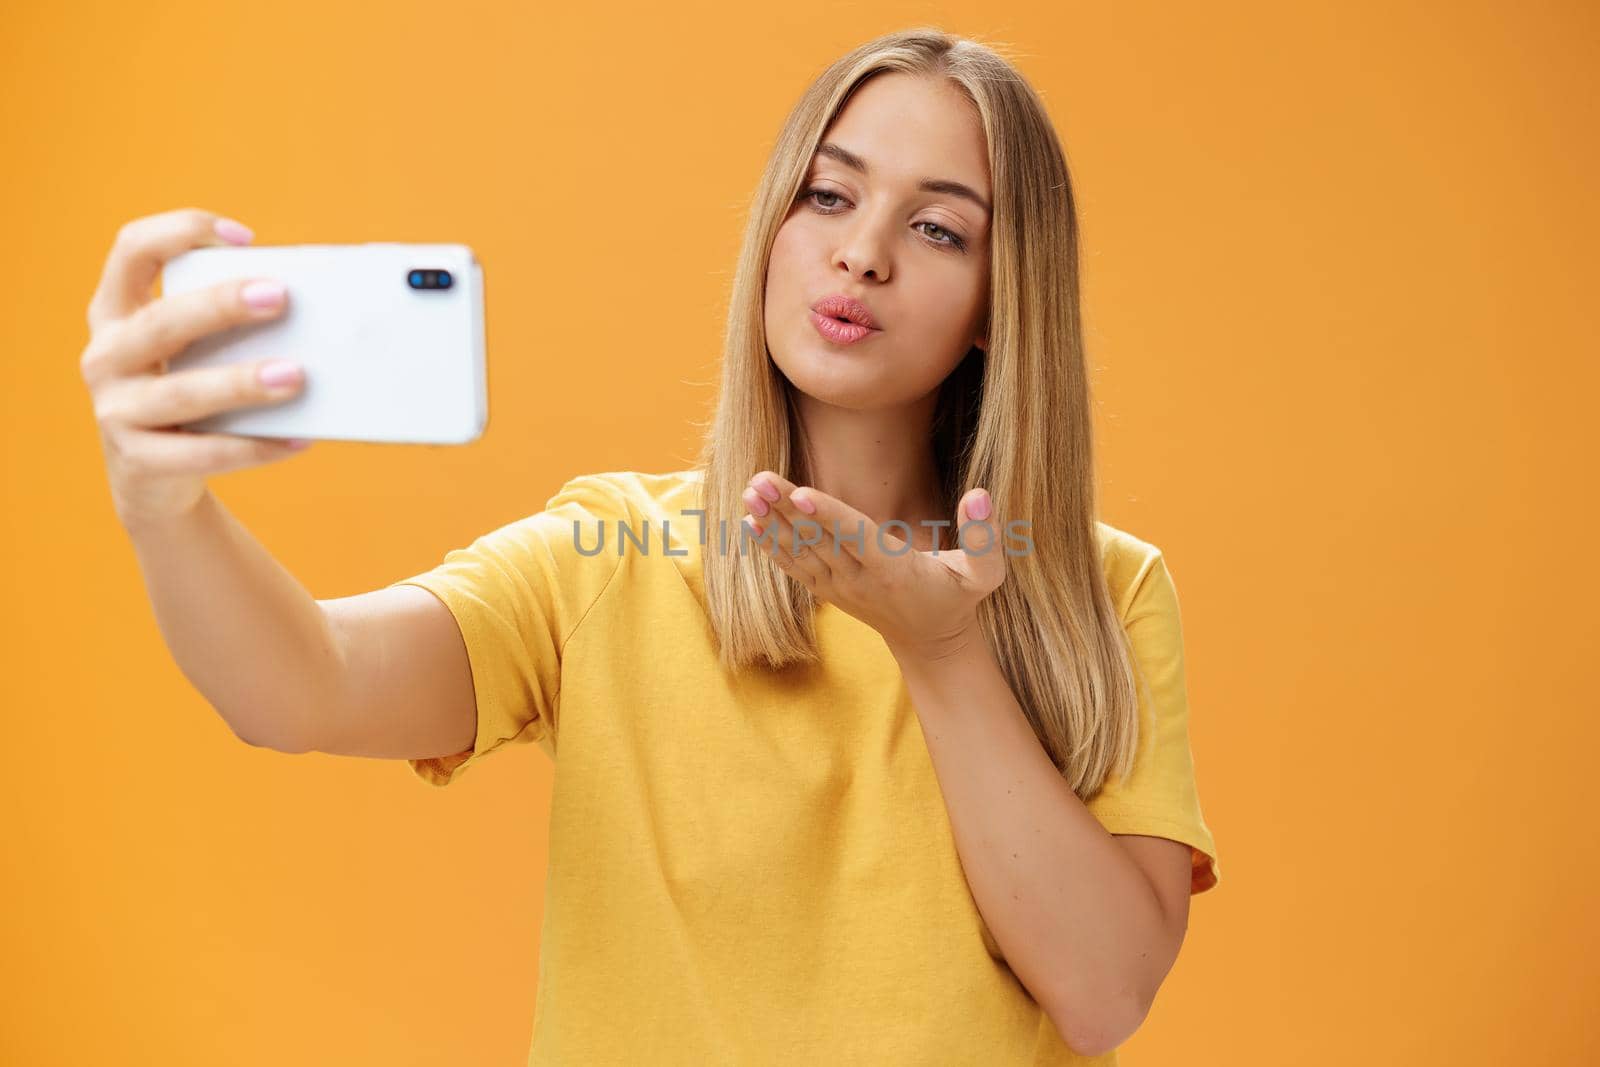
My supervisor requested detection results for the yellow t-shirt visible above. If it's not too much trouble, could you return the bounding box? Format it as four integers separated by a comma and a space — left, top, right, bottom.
389, 468, 1220, 1066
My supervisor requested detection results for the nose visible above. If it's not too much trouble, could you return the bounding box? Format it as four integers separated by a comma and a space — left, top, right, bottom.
831, 211, 891, 283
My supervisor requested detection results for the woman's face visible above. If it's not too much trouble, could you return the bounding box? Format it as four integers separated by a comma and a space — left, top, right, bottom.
764, 72, 992, 412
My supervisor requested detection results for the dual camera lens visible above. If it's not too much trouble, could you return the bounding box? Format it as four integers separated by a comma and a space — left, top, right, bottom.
408, 269, 453, 290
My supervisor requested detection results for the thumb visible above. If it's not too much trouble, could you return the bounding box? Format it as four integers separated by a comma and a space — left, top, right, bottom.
959, 487, 990, 524
954, 488, 1007, 584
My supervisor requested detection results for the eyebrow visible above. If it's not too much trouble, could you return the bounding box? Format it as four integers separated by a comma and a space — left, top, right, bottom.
812, 141, 992, 216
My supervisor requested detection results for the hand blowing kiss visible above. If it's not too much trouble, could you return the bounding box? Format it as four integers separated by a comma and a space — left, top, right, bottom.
741, 470, 1011, 663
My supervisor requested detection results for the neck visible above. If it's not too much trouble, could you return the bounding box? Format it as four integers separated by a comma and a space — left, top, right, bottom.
791, 390, 947, 551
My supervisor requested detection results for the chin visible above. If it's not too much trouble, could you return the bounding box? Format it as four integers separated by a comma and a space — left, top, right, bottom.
775, 351, 912, 413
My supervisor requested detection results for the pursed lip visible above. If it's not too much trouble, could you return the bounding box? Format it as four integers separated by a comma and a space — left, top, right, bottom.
810, 293, 883, 330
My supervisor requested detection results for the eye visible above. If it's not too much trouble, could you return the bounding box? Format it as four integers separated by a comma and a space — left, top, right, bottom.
802, 186, 845, 211
914, 221, 966, 252
798, 185, 968, 253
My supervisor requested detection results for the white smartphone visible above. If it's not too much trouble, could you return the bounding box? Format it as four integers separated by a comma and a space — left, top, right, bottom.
159, 243, 487, 445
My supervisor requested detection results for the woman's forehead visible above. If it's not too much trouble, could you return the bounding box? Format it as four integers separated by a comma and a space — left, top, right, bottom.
817, 75, 991, 201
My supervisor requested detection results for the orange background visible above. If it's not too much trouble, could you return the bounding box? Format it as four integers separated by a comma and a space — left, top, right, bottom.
4, 2, 1595, 1063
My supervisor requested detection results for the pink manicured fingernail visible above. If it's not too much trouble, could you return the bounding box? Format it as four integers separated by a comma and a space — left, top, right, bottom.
791, 490, 816, 515
744, 489, 769, 517
970, 490, 992, 520
754, 477, 780, 502
214, 218, 254, 245
241, 280, 286, 308
258, 360, 302, 387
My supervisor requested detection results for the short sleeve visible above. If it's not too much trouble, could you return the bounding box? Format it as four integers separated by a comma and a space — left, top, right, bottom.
387, 474, 628, 787
1085, 549, 1221, 894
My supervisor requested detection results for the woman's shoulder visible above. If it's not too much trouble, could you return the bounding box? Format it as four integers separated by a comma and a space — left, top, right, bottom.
552, 469, 708, 587
1093, 519, 1171, 621
547, 468, 705, 521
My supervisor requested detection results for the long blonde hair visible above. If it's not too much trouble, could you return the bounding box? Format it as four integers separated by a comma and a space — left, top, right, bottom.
693, 26, 1140, 798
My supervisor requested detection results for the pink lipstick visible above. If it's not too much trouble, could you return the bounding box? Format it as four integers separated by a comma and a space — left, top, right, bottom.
810, 310, 881, 345
808, 293, 884, 345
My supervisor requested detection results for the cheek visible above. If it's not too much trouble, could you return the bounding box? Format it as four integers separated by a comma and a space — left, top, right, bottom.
764, 247, 800, 361
769, 214, 806, 274
907, 270, 984, 343
766, 216, 821, 327
764, 226, 800, 314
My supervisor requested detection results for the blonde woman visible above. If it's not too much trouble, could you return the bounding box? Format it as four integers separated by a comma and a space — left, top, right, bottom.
83, 26, 1220, 1066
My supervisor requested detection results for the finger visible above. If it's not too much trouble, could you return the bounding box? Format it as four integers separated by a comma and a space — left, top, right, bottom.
738, 512, 778, 558
82, 276, 289, 384
741, 485, 799, 562
787, 485, 878, 565
87, 208, 255, 334
954, 488, 1000, 554
95, 358, 305, 430
759, 473, 912, 556
954, 487, 1010, 592
787, 508, 865, 580
739, 513, 805, 579
748, 470, 821, 558
744, 487, 802, 557
744, 471, 793, 549
744, 489, 833, 587
120, 426, 311, 478
749, 473, 866, 578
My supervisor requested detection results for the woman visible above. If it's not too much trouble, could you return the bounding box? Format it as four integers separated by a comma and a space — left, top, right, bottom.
83, 26, 1219, 1066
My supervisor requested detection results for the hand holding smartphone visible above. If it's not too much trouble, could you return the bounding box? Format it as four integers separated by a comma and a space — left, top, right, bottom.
81, 210, 491, 532
160, 241, 487, 446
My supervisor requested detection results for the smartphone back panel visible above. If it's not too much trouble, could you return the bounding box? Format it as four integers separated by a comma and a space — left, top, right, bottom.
159, 243, 486, 445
